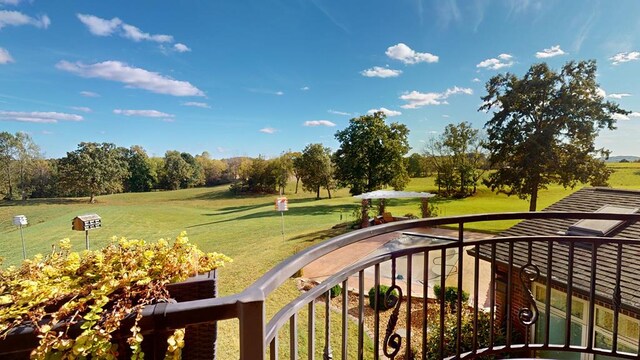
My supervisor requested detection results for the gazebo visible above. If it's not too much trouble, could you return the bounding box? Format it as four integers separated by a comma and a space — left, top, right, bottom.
353, 190, 436, 228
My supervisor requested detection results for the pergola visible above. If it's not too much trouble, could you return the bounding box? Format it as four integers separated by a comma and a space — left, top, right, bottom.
353, 190, 436, 228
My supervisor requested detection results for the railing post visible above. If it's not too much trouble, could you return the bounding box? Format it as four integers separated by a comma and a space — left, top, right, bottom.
239, 300, 266, 360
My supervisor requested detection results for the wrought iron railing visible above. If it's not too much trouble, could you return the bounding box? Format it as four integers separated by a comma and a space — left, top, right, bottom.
152, 211, 640, 359
48, 212, 640, 359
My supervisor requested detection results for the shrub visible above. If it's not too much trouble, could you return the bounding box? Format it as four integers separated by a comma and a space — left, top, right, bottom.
0, 232, 231, 359
433, 285, 469, 310
329, 284, 342, 298
368, 285, 398, 311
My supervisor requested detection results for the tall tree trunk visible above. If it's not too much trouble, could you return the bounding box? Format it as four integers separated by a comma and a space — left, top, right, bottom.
295, 177, 300, 194
316, 186, 320, 199
326, 187, 332, 199
529, 188, 538, 211
90, 193, 95, 204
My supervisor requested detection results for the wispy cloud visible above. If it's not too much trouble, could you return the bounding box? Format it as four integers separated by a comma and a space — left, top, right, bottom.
70, 106, 91, 113
367, 107, 402, 117
0, 10, 50, 30
477, 54, 514, 70
435, 0, 461, 29
608, 93, 631, 99
113, 109, 174, 118
304, 120, 336, 127
0, 111, 83, 123
0, 47, 13, 64
80, 90, 100, 98
174, 43, 191, 52
535, 45, 566, 58
77, 14, 188, 51
472, 78, 481, 82
122, 23, 172, 43
301, 86, 310, 91
182, 101, 210, 108
361, 66, 402, 78
76, 14, 121, 36
610, 51, 640, 65
386, 43, 438, 64
248, 88, 284, 96
57, 60, 205, 97
0, 0, 25, 5
328, 109, 351, 116
309, 0, 349, 34
259, 127, 277, 134
400, 86, 473, 109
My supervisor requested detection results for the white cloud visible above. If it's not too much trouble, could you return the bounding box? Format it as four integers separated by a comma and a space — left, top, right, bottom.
610, 51, 640, 65
612, 113, 630, 121
275, 91, 284, 96
472, 78, 481, 82
80, 90, 100, 97
304, 120, 336, 127
182, 101, 210, 108
477, 53, 514, 70
608, 93, 631, 99
535, 45, 566, 59
442, 114, 450, 118
0, 111, 83, 123
385, 43, 438, 64
0, 47, 13, 64
77, 14, 121, 36
122, 23, 172, 43
400, 86, 473, 109
361, 66, 402, 78
328, 109, 351, 116
367, 107, 402, 117
259, 127, 277, 134
70, 106, 91, 113
113, 109, 174, 118
57, 60, 205, 97
630, 112, 640, 118
0, 0, 24, 5
301, 86, 310, 91
596, 87, 607, 98
174, 43, 191, 52
0, 10, 50, 30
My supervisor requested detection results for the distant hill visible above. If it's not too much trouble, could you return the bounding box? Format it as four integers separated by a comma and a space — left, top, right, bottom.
606, 155, 640, 163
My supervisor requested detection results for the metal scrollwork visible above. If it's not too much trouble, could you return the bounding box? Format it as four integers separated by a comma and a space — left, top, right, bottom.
382, 284, 403, 358
518, 263, 540, 326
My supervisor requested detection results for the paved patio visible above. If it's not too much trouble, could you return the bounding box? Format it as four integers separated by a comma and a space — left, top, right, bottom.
302, 226, 494, 307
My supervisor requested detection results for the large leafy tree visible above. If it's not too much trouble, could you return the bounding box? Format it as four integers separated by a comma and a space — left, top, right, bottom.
0, 132, 41, 200
124, 145, 157, 192
298, 143, 334, 199
425, 122, 486, 197
333, 112, 410, 195
58, 142, 129, 203
161, 150, 193, 190
480, 60, 628, 211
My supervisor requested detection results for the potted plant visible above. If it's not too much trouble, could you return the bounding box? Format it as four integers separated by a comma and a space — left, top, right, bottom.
0, 231, 231, 359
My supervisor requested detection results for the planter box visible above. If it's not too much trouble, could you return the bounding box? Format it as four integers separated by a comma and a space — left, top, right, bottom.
0, 270, 218, 360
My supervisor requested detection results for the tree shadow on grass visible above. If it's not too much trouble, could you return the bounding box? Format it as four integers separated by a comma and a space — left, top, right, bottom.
0, 198, 89, 207
187, 203, 351, 228
287, 223, 352, 243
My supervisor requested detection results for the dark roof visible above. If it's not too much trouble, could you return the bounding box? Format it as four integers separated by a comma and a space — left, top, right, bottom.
475, 187, 640, 311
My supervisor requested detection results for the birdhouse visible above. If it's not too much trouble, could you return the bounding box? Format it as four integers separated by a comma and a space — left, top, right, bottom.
72, 214, 102, 231
275, 197, 288, 212
13, 215, 28, 226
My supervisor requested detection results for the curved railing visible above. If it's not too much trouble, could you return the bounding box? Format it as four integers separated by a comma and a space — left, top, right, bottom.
155, 211, 640, 359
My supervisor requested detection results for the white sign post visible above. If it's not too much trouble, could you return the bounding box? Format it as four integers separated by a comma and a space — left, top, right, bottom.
13, 215, 28, 259
275, 197, 288, 241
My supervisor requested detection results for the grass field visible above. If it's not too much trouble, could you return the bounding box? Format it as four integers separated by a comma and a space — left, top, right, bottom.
1, 163, 639, 358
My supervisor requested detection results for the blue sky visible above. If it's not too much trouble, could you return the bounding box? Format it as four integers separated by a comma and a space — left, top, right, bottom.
1, 0, 640, 159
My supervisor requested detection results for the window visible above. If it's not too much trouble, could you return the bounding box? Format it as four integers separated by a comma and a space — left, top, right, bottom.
532, 283, 640, 359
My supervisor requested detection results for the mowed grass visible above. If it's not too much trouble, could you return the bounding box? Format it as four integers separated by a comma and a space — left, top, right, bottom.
0, 162, 638, 358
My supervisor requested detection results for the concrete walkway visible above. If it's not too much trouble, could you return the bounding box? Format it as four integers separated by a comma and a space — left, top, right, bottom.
303, 226, 494, 307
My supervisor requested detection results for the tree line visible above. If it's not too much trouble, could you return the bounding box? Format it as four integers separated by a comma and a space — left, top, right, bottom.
1, 60, 629, 210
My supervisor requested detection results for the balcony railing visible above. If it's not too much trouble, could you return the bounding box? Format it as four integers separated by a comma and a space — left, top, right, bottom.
8, 212, 640, 359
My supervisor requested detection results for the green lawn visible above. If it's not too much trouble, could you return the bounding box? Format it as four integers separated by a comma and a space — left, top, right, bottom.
1, 162, 639, 358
